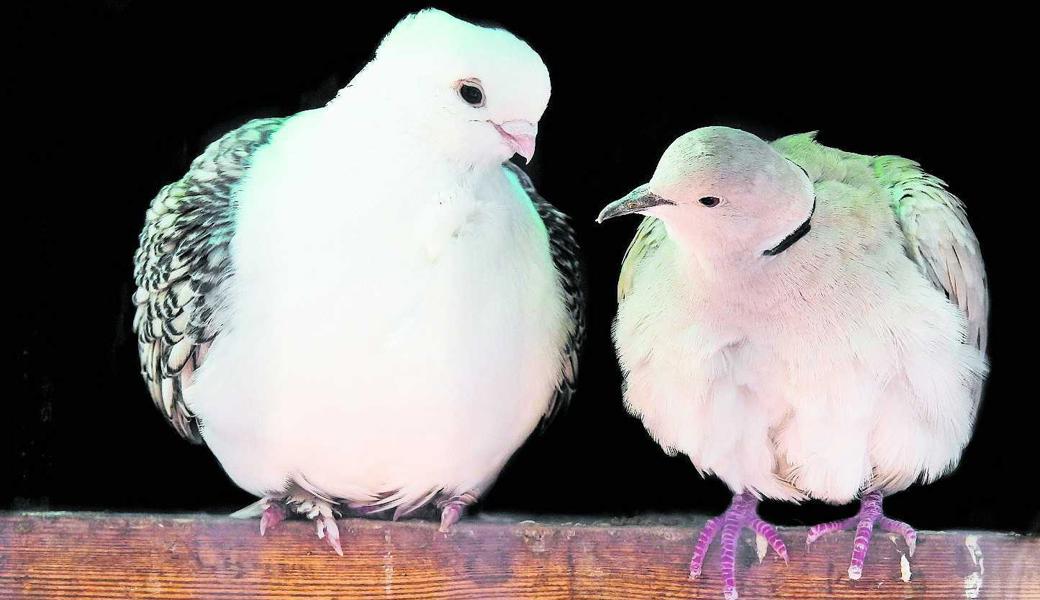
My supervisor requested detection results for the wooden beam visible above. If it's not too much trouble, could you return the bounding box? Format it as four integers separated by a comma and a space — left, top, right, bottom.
1, 512, 1037, 599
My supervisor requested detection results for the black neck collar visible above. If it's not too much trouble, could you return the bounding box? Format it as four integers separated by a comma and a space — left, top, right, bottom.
762, 197, 815, 256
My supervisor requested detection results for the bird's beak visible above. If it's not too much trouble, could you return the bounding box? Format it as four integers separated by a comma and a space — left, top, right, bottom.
492, 120, 537, 163
597, 184, 675, 223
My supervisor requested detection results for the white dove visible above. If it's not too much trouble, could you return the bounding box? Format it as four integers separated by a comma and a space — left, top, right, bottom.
598, 126, 987, 598
132, 9, 583, 555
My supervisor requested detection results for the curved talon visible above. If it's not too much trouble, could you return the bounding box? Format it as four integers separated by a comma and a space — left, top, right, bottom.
254, 490, 345, 556
437, 492, 478, 533
316, 513, 343, 556
878, 516, 917, 556
259, 502, 286, 536
749, 517, 788, 562
439, 502, 465, 532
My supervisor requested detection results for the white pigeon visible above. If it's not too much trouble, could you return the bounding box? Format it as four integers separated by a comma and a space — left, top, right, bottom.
598, 126, 987, 598
132, 9, 583, 555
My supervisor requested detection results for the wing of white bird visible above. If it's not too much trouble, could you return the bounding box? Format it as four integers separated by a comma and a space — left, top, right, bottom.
504, 161, 585, 424
132, 117, 286, 441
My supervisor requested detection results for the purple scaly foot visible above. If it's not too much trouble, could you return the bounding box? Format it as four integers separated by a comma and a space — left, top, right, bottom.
689, 492, 788, 600
436, 492, 478, 533
806, 491, 917, 580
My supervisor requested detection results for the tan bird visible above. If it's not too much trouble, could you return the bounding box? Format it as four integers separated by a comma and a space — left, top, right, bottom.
599, 126, 987, 599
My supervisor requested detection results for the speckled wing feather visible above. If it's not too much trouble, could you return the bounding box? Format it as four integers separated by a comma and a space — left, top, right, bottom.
873, 154, 989, 416
132, 118, 286, 441
618, 216, 667, 302
504, 161, 584, 424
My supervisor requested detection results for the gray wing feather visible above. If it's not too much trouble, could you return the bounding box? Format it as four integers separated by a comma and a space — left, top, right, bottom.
132, 117, 286, 441
504, 161, 585, 425
874, 155, 989, 420
874, 156, 989, 353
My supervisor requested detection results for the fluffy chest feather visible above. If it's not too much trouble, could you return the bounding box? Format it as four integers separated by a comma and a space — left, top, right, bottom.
186, 117, 566, 505
615, 193, 978, 503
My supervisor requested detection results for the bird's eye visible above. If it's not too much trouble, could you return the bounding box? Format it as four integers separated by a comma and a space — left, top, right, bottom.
699, 196, 721, 207
458, 80, 485, 107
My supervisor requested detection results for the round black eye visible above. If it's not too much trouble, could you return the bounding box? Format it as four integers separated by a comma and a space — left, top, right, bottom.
459, 84, 484, 106
699, 196, 721, 207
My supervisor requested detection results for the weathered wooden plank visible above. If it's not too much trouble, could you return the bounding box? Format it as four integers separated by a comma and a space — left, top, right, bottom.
0, 512, 1036, 599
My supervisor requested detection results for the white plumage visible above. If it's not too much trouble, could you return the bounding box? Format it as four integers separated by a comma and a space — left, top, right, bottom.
600, 126, 987, 594
133, 9, 583, 550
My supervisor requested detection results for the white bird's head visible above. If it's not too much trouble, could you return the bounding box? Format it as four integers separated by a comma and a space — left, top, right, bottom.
599, 126, 816, 262
344, 9, 550, 165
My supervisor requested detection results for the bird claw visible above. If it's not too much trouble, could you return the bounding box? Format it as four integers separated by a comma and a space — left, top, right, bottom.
437, 492, 477, 533
805, 491, 916, 580
879, 515, 917, 557
259, 501, 286, 536
688, 493, 786, 599
439, 503, 464, 533
315, 513, 344, 556
253, 489, 345, 556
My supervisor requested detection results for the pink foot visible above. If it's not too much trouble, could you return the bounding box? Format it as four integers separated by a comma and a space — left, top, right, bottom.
806, 491, 916, 580
315, 512, 343, 556
437, 492, 478, 533
259, 501, 286, 536
283, 491, 345, 556
689, 492, 788, 600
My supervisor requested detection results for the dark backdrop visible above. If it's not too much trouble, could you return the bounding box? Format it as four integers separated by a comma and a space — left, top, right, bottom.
9, 2, 1037, 534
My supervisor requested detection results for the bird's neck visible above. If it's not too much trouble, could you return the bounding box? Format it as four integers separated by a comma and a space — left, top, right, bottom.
662, 220, 753, 277
270, 111, 501, 240
666, 227, 807, 311
319, 96, 502, 177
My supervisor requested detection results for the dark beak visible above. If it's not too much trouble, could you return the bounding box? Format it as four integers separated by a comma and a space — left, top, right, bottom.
596, 184, 675, 223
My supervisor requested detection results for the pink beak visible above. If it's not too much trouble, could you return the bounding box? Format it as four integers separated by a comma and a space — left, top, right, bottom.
491, 120, 538, 163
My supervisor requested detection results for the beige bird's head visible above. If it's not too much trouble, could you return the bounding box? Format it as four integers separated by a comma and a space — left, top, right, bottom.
599, 126, 816, 262
342, 9, 551, 166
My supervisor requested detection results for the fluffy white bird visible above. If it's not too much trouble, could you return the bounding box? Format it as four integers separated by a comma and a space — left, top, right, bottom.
599, 127, 987, 598
132, 9, 583, 554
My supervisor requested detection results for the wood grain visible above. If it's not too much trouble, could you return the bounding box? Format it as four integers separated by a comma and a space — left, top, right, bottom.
1, 512, 1037, 599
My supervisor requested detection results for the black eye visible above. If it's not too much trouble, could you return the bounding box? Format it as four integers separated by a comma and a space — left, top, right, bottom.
459, 83, 484, 106
699, 196, 721, 207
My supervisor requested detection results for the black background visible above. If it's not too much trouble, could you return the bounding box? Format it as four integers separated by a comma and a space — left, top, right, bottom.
9, 2, 1037, 534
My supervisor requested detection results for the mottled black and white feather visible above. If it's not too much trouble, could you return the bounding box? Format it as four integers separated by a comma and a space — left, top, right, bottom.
504, 161, 585, 425
132, 118, 286, 441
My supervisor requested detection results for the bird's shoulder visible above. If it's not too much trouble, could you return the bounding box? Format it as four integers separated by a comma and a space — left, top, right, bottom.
773, 131, 988, 353
617, 216, 668, 302
502, 161, 585, 426
772, 131, 875, 189
871, 154, 989, 353
132, 116, 288, 441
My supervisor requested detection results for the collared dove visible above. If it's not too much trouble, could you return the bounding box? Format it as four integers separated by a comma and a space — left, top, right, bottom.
599, 126, 986, 598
